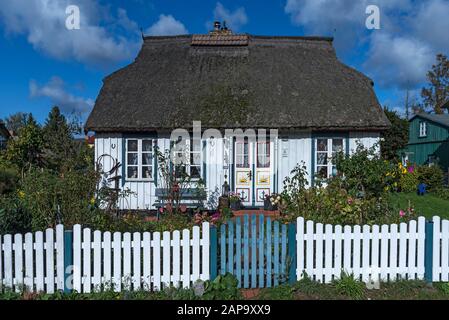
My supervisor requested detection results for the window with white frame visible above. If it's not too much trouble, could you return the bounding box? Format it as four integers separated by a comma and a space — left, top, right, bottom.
315, 138, 344, 179
173, 138, 202, 179
419, 121, 427, 137
126, 139, 154, 180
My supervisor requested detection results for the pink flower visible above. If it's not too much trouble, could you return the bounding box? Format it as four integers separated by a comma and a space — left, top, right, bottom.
347, 197, 354, 205
408, 166, 414, 173
399, 210, 405, 217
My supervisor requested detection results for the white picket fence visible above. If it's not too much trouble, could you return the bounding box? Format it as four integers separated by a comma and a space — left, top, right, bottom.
0, 226, 65, 293
296, 217, 427, 283
72, 222, 210, 293
432, 216, 449, 282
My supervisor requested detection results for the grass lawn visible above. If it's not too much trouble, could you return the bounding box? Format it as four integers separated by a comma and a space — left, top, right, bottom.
388, 192, 449, 220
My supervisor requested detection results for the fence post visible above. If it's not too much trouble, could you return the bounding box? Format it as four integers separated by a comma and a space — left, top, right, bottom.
63, 230, 73, 293
424, 220, 434, 285
210, 226, 218, 281
288, 222, 297, 285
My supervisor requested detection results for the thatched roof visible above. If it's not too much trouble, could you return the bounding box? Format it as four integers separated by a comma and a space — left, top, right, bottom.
86, 34, 390, 132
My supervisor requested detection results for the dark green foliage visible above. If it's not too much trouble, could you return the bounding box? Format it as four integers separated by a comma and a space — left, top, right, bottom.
415, 165, 444, 191
0, 166, 19, 195
333, 272, 365, 300
0, 195, 31, 234
421, 54, 449, 114
202, 273, 242, 300
5, 114, 44, 172
380, 107, 409, 161
3, 112, 29, 134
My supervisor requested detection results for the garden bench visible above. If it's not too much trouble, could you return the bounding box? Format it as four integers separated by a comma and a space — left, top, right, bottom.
153, 188, 207, 210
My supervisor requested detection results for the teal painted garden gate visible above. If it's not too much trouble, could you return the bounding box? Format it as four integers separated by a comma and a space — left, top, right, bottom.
210, 214, 296, 288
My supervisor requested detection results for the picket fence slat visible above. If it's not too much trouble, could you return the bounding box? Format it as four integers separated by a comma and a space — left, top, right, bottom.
281, 224, 287, 279
442, 220, 449, 281
133, 232, 141, 290
274, 221, 280, 286
35, 231, 44, 292
93, 230, 102, 291
112, 232, 122, 292
201, 222, 210, 281
235, 217, 242, 286
162, 231, 171, 288
389, 224, 398, 281
266, 217, 272, 288
103, 232, 112, 288
14, 234, 23, 292
172, 231, 181, 288
83, 228, 91, 293
243, 215, 249, 288
228, 221, 234, 277
153, 232, 161, 290
399, 223, 408, 278
192, 226, 200, 282
4, 235, 13, 289
371, 225, 380, 281
417, 217, 425, 280
220, 224, 226, 275
343, 225, 351, 276
408, 220, 417, 279
181, 230, 189, 288
353, 225, 361, 281
433, 216, 441, 281
24, 233, 33, 291
73, 225, 82, 293
251, 215, 257, 288
258, 215, 264, 288
0, 235, 2, 290
142, 232, 151, 289
123, 233, 132, 289
56, 225, 64, 291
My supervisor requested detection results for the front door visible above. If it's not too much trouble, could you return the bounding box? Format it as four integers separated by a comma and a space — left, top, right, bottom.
234, 139, 274, 207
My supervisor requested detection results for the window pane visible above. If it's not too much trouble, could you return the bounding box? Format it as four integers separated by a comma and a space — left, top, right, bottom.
127, 140, 138, 152
142, 153, 153, 165
142, 166, 152, 179
191, 166, 201, 179
127, 166, 138, 179
317, 153, 328, 165
175, 165, 186, 177
332, 139, 343, 153
142, 140, 153, 152
317, 166, 328, 178
332, 166, 338, 176
127, 153, 138, 165
317, 139, 328, 152
191, 153, 201, 165
257, 142, 270, 168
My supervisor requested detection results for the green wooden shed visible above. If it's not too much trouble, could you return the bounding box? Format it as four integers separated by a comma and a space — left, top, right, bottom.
401, 113, 449, 174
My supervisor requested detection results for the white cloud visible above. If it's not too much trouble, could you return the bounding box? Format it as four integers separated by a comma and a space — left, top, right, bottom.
145, 14, 188, 36
284, 0, 449, 90
30, 77, 94, 114
212, 2, 248, 31
0, 0, 141, 67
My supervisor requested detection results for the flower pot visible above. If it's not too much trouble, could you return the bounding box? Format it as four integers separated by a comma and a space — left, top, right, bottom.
264, 198, 277, 211
230, 201, 241, 211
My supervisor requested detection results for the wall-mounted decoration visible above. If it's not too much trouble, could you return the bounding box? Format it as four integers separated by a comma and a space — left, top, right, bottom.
256, 188, 270, 202
256, 172, 270, 185
236, 171, 250, 185
236, 188, 250, 202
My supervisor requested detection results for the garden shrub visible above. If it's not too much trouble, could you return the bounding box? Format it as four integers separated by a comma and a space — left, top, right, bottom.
0, 195, 31, 234
415, 165, 444, 191
0, 166, 19, 195
333, 272, 365, 300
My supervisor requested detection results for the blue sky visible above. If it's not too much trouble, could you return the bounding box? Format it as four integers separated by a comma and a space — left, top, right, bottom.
0, 0, 448, 125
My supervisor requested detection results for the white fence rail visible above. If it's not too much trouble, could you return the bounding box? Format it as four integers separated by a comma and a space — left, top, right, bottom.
296, 217, 427, 283
72, 222, 210, 293
0, 226, 65, 293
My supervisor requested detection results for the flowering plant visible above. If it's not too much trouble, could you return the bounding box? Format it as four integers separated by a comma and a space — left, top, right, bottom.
228, 192, 241, 203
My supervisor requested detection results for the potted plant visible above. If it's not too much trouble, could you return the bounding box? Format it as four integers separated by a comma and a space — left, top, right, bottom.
229, 192, 242, 210
264, 193, 281, 211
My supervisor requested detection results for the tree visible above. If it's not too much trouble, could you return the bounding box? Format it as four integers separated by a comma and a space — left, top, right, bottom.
4, 112, 29, 135
5, 114, 44, 174
380, 107, 409, 161
421, 54, 449, 114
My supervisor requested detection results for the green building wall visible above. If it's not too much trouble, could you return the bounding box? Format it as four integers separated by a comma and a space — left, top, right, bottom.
403, 116, 449, 173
